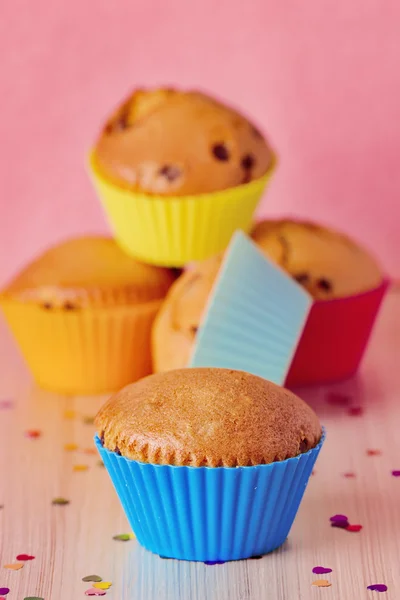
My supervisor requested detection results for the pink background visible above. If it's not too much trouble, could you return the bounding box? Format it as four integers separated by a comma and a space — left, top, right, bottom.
1, 0, 399, 284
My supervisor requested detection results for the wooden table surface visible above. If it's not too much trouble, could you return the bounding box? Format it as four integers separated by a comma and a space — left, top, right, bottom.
0, 288, 399, 600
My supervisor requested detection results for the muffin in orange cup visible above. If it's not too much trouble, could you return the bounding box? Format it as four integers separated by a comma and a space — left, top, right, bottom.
0, 237, 176, 394
152, 220, 386, 385
89, 88, 276, 266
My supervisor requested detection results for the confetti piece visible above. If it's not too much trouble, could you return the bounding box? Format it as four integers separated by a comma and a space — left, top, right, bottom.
83, 416, 95, 425
82, 575, 103, 583
348, 406, 363, 416
331, 520, 349, 529
93, 582, 112, 590
346, 524, 363, 532
83, 448, 97, 455
343, 472, 356, 478
330, 514, 348, 523
367, 449, 382, 456
24, 597, 44, 600
3, 563, 24, 570
326, 392, 350, 406
52, 497, 70, 506
312, 566, 332, 574
312, 580, 332, 587
63, 410, 75, 419
367, 584, 388, 592
0, 400, 14, 409
112, 533, 134, 541
16, 554, 35, 561
24, 430, 41, 439
85, 589, 106, 596
64, 443, 78, 452
391, 470, 400, 477
204, 560, 225, 565
73, 464, 88, 472
311, 470, 316, 476
0, 589, 10, 596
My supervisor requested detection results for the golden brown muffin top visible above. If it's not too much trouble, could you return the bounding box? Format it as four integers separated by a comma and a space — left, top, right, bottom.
93, 87, 274, 196
95, 367, 322, 467
1, 236, 176, 308
251, 219, 383, 299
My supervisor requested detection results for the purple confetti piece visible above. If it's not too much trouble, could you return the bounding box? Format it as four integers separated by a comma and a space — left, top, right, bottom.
313, 566, 333, 574
0, 400, 13, 409
331, 520, 350, 529
330, 514, 348, 522
0, 589, 10, 596
367, 584, 388, 592
204, 560, 225, 565
391, 470, 400, 477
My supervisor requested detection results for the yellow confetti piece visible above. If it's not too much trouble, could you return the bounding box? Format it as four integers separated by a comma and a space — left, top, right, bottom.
4, 562, 24, 570
93, 582, 112, 590
64, 443, 78, 452
312, 579, 332, 587
73, 464, 89, 472
63, 410, 76, 419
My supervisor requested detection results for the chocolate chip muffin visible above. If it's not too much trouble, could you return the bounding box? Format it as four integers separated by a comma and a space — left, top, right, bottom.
95, 367, 322, 466
1, 236, 176, 393
93, 88, 274, 196
251, 219, 382, 300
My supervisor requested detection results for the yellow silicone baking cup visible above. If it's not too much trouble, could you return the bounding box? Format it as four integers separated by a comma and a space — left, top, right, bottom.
88, 154, 276, 267
1, 299, 161, 394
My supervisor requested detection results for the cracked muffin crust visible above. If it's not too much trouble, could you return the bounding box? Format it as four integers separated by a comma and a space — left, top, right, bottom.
95, 367, 322, 467
93, 88, 274, 196
251, 219, 382, 299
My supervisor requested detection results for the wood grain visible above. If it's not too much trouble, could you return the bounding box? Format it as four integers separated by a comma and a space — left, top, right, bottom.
0, 289, 399, 599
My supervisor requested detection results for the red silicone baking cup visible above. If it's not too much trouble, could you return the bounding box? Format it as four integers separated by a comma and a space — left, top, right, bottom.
285, 279, 390, 387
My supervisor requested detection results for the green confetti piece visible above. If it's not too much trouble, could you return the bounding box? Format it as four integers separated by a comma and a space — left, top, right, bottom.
24, 597, 45, 600
82, 575, 103, 582
113, 533, 134, 541
52, 497, 70, 506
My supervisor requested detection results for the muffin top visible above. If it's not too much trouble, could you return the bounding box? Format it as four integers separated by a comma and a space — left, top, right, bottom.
95, 367, 322, 467
1, 236, 176, 308
251, 219, 382, 299
93, 88, 274, 196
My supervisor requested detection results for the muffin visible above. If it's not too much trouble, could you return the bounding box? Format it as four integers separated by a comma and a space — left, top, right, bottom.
95, 367, 324, 560
251, 219, 382, 299
89, 87, 276, 266
0, 236, 176, 394
152, 222, 387, 385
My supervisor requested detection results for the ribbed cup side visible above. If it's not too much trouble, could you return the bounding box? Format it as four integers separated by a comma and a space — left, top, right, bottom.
95, 432, 324, 561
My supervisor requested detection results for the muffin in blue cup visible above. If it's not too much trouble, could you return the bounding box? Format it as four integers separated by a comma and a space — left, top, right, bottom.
95, 368, 323, 562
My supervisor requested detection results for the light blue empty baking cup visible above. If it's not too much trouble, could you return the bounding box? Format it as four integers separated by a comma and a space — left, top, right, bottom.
95, 430, 325, 562
189, 231, 313, 386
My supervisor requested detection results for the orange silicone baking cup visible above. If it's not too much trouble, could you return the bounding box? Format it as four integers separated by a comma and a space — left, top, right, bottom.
1, 299, 162, 394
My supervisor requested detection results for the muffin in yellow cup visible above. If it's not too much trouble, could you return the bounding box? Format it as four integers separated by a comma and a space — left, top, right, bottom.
0, 237, 176, 394
89, 88, 276, 266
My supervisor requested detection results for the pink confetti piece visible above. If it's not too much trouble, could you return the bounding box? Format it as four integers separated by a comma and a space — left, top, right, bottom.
0, 400, 14, 409
85, 588, 106, 596
343, 472, 356, 478
348, 406, 363, 416
367, 584, 388, 592
391, 470, 400, 477
24, 430, 41, 439
312, 566, 332, 574
346, 524, 363, 532
326, 392, 351, 406
16, 554, 35, 561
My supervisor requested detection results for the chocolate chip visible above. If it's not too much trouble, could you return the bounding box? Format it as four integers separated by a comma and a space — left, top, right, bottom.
317, 278, 333, 292
241, 154, 255, 170
42, 302, 53, 310
63, 301, 77, 311
115, 446, 122, 456
294, 273, 309, 285
100, 431, 105, 446
212, 143, 230, 161
159, 165, 181, 181
299, 439, 308, 453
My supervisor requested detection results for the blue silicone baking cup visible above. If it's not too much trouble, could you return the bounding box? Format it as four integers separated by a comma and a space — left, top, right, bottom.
95, 430, 325, 562
189, 231, 312, 386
